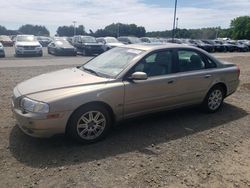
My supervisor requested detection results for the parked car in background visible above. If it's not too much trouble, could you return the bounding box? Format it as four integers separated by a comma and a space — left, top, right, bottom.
72, 35, 104, 56
192, 40, 214, 52
0, 35, 14, 46
12, 44, 240, 143
166, 38, 183, 44
159, 38, 170, 43
140, 37, 162, 44
227, 41, 249, 52
0, 42, 5, 57
238, 40, 250, 48
96, 37, 124, 51
14, 35, 43, 56
214, 40, 235, 52
48, 39, 77, 56
181, 39, 199, 47
202, 40, 226, 52
67, 37, 73, 44
117, 36, 142, 44
37, 36, 52, 47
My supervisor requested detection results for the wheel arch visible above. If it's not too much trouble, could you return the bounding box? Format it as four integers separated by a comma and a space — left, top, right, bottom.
208, 82, 228, 97
65, 101, 115, 133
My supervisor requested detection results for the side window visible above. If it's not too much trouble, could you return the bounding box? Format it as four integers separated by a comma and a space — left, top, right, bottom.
132, 50, 173, 77
206, 57, 217, 69
145, 54, 156, 63
178, 50, 205, 72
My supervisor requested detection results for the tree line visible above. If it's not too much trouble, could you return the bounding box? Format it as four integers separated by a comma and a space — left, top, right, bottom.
0, 24, 50, 36
0, 16, 249, 39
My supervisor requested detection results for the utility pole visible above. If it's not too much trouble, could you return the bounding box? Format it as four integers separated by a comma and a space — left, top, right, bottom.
176, 17, 179, 38
117, 23, 120, 38
176, 17, 179, 29
172, 0, 178, 42
73, 21, 77, 36
215, 27, 219, 39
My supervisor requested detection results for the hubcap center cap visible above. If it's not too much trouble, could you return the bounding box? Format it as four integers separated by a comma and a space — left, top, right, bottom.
88, 121, 95, 128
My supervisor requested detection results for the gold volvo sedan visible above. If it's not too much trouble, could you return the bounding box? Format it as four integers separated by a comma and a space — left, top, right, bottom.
11, 44, 240, 143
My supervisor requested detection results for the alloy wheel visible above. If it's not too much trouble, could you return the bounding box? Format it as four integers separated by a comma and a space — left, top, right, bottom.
208, 89, 223, 111
76, 111, 106, 140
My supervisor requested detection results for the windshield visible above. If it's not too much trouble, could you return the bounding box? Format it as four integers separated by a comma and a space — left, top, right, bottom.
55, 40, 72, 47
16, 35, 36, 42
81, 47, 144, 78
105, 37, 119, 43
82, 36, 96, 43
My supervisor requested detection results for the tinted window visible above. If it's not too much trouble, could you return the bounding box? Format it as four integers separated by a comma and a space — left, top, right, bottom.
206, 57, 217, 69
132, 50, 173, 77
178, 50, 205, 72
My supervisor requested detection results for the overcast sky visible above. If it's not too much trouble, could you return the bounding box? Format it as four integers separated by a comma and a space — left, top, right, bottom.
0, 0, 249, 35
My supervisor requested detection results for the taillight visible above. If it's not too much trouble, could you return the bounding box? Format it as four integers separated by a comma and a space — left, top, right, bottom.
237, 65, 240, 78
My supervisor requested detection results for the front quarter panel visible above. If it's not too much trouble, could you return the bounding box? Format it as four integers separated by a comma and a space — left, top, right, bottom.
27, 81, 125, 121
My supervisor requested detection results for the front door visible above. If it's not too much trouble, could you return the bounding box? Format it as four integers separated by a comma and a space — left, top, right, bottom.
123, 50, 179, 118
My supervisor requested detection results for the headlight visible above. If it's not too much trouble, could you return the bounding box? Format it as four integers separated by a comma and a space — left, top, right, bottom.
21, 97, 49, 113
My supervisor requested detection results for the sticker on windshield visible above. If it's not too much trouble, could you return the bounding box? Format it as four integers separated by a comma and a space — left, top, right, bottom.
127, 49, 142, 54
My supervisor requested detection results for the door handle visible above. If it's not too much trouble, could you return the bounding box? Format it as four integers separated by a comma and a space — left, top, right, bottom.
167, 80, 175, 84
204, 74, 212, 79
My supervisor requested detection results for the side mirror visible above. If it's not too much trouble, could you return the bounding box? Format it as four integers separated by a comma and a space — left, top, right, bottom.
131, 72, 148, 80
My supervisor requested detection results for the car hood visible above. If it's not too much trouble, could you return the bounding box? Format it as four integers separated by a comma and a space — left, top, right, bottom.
17, 68, 109, 96
15, 41, 41, 46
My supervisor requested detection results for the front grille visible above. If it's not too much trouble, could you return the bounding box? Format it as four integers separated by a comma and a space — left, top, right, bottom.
23, 46, 36, 50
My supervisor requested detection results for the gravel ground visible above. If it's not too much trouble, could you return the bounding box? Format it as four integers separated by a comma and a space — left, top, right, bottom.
0, 53, 250, 188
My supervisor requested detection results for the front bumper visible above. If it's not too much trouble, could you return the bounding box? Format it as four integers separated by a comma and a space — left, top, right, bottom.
56, 48, 77, 56
15, 48, 43, 55
11, 100, 72, 138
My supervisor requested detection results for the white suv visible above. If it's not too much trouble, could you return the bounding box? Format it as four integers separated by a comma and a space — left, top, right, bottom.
15, 35, 43, 56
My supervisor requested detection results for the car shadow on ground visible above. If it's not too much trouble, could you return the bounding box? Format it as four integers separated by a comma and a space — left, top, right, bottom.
9, 103, 248, 168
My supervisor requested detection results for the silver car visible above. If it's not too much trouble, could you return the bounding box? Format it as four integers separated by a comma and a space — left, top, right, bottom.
12, 44, 240, 143
15, 35, 43, 56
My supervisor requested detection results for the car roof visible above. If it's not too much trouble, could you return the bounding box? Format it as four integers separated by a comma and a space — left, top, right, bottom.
120, 43, 196, 51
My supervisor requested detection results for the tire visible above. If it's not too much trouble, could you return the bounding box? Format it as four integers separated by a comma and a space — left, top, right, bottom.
201, 86, 225, 113
67, 104, 112, 144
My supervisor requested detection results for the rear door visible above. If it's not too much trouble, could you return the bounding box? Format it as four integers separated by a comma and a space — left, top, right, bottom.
173, 49, 217, 104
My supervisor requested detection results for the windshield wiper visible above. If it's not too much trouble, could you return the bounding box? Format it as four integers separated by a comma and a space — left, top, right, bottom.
83, 67, 101, 77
